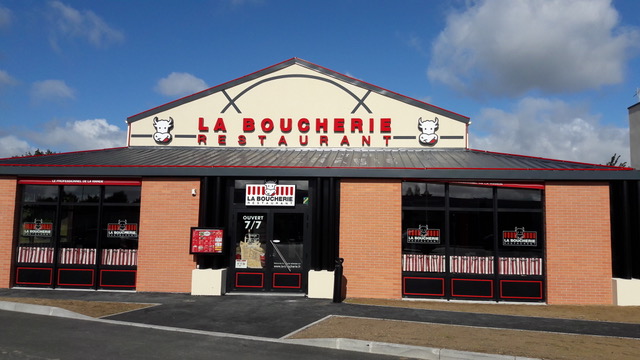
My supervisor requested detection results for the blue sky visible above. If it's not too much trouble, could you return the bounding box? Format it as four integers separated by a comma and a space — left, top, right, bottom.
0, 0, 639, 164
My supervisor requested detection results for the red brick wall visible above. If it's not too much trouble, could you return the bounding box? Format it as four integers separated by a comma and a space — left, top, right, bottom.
0, 177, 18, 288
545, 182, 612, 304
137, 178, 200, 293
339, 179, 401, 299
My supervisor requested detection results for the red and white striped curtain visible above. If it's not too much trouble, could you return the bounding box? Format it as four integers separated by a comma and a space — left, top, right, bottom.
450, 256, 494, 274
17, 247, 54, 264
402, 254, 543, 276
58, 248, 97, 265
402, 254, 445, 272
101, 249, 137, 266
499, 257, 542, 276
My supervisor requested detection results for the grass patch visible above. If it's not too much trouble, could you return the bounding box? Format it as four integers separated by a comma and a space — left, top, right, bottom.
0, 297, 156, 318
289, 316, 640, 360
346, 298, 640, 323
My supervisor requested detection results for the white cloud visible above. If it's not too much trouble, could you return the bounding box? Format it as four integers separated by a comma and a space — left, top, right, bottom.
470, 97, 629, 164
155, 72, 209, 97
36, 119, 127, 151
428, 0, 640, 97
48, 1, 124, 50
0, 70, 17, 89
0, 5, 12, 29
31, 79, 75, 103
0, 135, 32, 158
0, 119, 126, 158
419, 96, 433, 104
406, 34, 428, 57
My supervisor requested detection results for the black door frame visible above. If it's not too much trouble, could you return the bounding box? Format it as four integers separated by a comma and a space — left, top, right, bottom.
226, 181, 311, 293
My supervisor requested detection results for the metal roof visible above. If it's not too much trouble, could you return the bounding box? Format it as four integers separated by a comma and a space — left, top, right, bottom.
0, 147, 637, 181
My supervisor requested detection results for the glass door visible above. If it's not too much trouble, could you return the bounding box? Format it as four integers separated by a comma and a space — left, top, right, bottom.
230, 210, 307, 292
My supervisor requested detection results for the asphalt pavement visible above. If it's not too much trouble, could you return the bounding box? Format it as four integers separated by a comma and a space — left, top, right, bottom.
2, 288, 640, 359
0, 310, 399, 360
1, 288, 638, 339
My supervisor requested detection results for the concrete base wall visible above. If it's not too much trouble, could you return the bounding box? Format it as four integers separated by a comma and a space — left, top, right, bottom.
613, 278, 640, 305
308, 270, 334, 299
191, 268, 227, 296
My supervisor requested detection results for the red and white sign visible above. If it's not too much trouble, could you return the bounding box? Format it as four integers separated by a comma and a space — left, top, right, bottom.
18, 178, 141, 186
502, 227, 538, 246
191, 228, 224, 254
107, 220, 138, 238
245, 182, 296, 206
406, 225, 440, 244
23, 220, 53, 237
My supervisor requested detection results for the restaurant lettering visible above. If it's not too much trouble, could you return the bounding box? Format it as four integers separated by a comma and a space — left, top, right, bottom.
195, 116, 393, 147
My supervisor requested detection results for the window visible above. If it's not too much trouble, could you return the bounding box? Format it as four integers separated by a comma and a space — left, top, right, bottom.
402, 182, 544, 301
15, 183, 141, 288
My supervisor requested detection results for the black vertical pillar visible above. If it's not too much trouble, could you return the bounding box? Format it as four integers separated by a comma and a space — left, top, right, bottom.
492, 187, 499, 300
196, 177, 228, 270
444, 183, 451, 299
313, 177, 340, 271
623, 181, 633, 279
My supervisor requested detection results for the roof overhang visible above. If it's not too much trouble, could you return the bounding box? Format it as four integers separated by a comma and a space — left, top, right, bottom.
0, 147, 637, 181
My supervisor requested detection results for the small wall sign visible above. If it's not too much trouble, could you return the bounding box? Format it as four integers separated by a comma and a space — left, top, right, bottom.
22, 219, 53, 237
502, 227, 537, 246
190, 228, 224, 254
107, 220, 138, 238
406, 225, 441, 244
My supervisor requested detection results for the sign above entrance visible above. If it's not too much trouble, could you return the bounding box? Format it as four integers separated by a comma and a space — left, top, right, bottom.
246, 181, 295, 206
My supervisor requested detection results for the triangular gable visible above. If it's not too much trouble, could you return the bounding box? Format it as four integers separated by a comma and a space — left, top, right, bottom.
127, 58, 469, 149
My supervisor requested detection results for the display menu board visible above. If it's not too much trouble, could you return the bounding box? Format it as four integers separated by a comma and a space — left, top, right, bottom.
190, 228, 224, 254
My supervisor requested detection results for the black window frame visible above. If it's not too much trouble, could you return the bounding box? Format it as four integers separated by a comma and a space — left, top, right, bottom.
401, 181, 545, 302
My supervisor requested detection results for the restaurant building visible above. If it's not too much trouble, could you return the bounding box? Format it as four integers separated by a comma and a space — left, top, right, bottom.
1, 58, 639, 305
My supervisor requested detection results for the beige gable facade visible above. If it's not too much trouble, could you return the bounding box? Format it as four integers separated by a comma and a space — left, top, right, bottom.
128, 62, 467, 149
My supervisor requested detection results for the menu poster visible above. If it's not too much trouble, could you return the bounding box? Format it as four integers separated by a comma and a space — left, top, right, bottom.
190, 228, 224, 254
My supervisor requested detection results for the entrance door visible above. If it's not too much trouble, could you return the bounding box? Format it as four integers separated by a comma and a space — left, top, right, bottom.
230, 210, 308, 292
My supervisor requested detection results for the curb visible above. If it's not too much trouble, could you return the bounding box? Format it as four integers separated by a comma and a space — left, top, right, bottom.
0, 300, 94, 321
285, 338, 540, 360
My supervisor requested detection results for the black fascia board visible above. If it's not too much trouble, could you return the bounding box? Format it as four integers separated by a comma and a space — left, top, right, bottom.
2, 165, 640, 181
126, 58, 470, 124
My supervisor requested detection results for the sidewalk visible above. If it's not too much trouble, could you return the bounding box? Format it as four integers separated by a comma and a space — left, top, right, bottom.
2, 288, 640, 359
